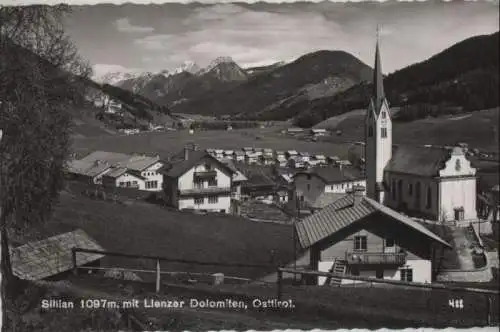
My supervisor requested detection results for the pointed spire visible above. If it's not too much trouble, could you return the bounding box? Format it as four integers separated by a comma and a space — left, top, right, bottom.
372, 25, 385, 114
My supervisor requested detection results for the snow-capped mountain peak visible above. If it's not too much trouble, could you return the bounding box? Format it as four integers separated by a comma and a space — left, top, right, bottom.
95, 71, 153, 85
203, 56, 236, 73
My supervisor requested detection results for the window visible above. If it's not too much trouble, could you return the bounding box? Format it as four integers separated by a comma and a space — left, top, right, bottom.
381, 127, 387, 138
208, 178, 217, 187
415, 182, 421, 207
307, 184, 311, 191
426, 186, 432, 209
354, 236, 367, 251
126, 181, 131, 187
194, 179, 204, 188
208, 196, 218, 204
368, 126, 373, 137
146, 181, 158, 189
400, 268, 413, 282
397, 180, 403, 201
376, 269, 384, 279
204, 163, 212, 171
133, 181, 138, 186
408, 183, 413, 196
119, 182, 125, 187
381, 111, 386, 119
386, 238, 395, 248
194, 197, 204, 205
307, 174, 311, 180
391, 180, 396, 200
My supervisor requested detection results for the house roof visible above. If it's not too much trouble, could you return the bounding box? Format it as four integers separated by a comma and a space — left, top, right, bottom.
295, 195, 451, 249
11, 229, 104, 281
385, 145, 452, 177
161, 150, 234, 178
79, 151, 160, 172
67, 159, 110, 178
295, 166, 364, 184
310, 192, 347, 209
219, 159, 248, 182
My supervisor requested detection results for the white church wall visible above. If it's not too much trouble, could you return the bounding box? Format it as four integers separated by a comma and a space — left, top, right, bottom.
439, 178, 477, 221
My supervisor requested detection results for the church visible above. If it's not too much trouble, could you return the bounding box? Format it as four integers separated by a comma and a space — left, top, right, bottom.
364, 36, 478, 223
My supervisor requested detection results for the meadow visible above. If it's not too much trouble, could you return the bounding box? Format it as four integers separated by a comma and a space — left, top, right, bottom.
71, 126, 353, 159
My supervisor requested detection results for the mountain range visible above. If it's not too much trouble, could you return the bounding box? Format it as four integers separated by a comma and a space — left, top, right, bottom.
106, 31, 499, 126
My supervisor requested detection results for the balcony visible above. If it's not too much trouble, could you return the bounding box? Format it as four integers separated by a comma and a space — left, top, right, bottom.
193, 170, 217, 179
345, 251, 407, 266
178, 186, 231, 197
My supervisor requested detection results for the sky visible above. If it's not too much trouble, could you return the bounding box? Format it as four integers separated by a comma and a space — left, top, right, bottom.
9, 1, 497, 78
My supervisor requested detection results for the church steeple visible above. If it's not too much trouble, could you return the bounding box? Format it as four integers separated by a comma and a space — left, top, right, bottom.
372, 26, 385, 115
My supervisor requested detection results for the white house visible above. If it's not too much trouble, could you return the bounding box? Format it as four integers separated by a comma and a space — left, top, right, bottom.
293, 166, 366, 209
289, 191, 451, 285
275, 150, 286, 159
275, 156, 288, 168
233, 151, 245, 162
311, 128, 327, 137
245, 153, 259, 165
161, 148, 236, 214
260, 154, 275, 166
68, 151, 164, 191
219, 158, 248, 201
313, 155, 327, 165
286, 150, 298, 159
263, 148, 274, 158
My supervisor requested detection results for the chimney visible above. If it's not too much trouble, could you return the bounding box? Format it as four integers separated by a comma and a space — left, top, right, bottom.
352, 185, 364, 206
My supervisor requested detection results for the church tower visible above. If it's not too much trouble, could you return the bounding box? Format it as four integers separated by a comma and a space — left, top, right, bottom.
365, 29, 392, 204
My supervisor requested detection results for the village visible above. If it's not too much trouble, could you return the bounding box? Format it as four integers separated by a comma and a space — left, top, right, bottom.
2, 7, 499, 329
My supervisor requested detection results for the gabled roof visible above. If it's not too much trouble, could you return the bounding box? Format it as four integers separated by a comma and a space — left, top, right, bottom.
79, 151, 160, 172
11, 229, 104, 281
219, 158, 248, 182
295, 195, 451, 249
295, 166, 364, 184
385, 145, 452, 177
161, 150, 235, 179
310, 192, 347, 209
67, 159, 111, 178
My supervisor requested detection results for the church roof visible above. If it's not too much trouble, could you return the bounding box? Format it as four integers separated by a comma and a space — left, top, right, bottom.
371, 28, 386, 115
295, 194, 451, 249
385, 145, 451, 177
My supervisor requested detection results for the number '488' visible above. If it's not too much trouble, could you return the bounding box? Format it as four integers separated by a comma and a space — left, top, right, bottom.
449, 299, 464, 309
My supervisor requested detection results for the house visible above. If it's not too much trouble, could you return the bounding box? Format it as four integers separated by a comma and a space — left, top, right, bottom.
313, 155, 327, 165
287, 128, 304, 135
311, 128, 327, 137
11, 229, 104, 281
286, 150, 298, 159
73, 151, 164, 191
242, 147, 253, 153
263, 148, 274, 158
233, 150, 245, 162
260, 154, 275, 166
160, 147, 236, 214
275, 190, 290, 204
219, 158, 248, 201
275, 150, 286, 159
288, 156, 305, 169
293, 166, 366, 210
299, 152, 311, 162
245, 153, 259, 165
275, 156, 288, 168
105, 99, 123, 115
67, 151, 164, 191
214, 149, 225, 160
224, 150, 234, 160
206, 149, 215, 156
327, 156, 340, 165
291, 189, 451, 285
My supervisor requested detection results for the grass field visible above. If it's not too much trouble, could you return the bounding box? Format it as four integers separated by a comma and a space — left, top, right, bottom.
20, 192, 296, 280
71, 126, 353, 160
317, 108, 499, 151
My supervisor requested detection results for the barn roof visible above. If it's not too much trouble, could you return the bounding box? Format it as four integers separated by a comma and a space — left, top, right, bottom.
11, 229, 104, 281
385, 145, 452, 177
79, 151, 160, 172
295, 195, 451, 249
295, 166, 364, 184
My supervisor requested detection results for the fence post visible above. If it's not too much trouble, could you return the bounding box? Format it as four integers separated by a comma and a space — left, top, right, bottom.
71, 248, 78, 275
156, 259, 161, 293
277, 269, 283, 301
486, 294, 492, 326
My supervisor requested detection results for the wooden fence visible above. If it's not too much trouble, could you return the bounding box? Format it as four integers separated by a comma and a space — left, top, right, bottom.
71, 247, 277, 291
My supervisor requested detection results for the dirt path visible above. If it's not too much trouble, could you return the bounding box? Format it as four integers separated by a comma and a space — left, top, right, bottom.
451, 227, 476, 270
